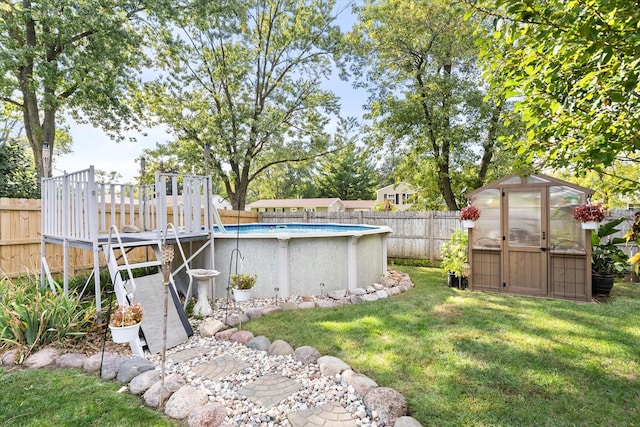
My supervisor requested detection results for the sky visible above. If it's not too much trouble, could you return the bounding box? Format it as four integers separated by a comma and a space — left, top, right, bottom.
54, 3, 366, 183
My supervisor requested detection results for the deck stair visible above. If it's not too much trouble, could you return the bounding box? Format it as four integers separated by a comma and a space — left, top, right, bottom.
104, 226, 192, 356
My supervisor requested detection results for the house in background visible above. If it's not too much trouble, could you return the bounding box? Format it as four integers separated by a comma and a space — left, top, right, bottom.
376, 182, 415, 211
246, 198, 346, 213
342, 200, 376, 212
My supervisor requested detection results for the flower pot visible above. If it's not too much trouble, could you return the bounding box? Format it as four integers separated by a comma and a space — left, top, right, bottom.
109, 323, 141, 343
233, 288, 252, 302
462, 220, 475, 229
592, 272, 615, 296
581, 221, 598, 230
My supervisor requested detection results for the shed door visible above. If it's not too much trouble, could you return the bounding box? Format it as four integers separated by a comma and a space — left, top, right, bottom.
503, 188, 548, 296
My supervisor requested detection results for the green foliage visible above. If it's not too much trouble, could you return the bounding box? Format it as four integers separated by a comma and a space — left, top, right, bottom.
471, 0, 640, 187
230, 273, 257, 290
0, 140, 40, 198
141, 0, 345, 210
591, 218, 628, 276
440, 228, 468, 277
0, 0, 154, 177
388, 257, 434, 268
348, 0, 523, 210
0, 276, 96, 360
313, 143, 379, 200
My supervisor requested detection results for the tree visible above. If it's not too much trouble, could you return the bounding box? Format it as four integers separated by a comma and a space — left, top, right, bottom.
0, 0, 155, 178
142, 0, 347, 210
468, 0, 640, 188
0, 140, 39, 198
348, 0, 521, 210
313, 143, 379, 199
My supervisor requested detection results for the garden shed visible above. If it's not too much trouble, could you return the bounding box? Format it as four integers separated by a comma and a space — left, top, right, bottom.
466, 172, 594, 301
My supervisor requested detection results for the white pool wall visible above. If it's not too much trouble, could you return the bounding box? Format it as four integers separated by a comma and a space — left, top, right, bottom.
211, 223, 391, 298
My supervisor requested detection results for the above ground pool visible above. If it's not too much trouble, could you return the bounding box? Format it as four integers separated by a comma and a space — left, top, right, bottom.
210, 223, 392, 298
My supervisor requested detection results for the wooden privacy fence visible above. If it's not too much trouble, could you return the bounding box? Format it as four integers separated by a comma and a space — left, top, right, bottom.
259, 210, 461, 261
0, 197, 257, 278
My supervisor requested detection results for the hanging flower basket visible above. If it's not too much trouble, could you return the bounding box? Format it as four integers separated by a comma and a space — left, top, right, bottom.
573, 203, 605, 226
459, 205, 480, 229
233, 288, 252, 302
109, 322, 141, 343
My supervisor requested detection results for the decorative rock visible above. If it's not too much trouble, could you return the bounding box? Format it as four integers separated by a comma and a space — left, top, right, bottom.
350, 295, 365, 304
143, 374, 186, 408
366, 285, 376, 293
381, 277, 397, 287
328, 289, 347, 300
84, 353, 107, 372
342, 369, 378, 397
230, 330, 254, 344
100, 354, 131, 380
24, 347, 59, 369
56, 353, 88, 369
298, 301, 316, 309
388, 287, 402, 296
293, 346, 321, 364
267, 339, 294, 356
129, 369, 161, 395
316, 299, 337, 308
373, 283, 384, 290
188, 403, 227, 427
164, 385, 209, 419
1, 349, 19, 366
361, 294, 380, 302
117, 357, 155, 383
317, 355, 350, 377
364, 387, 407, 427
279, 301, 298, 311
224, 313, 249, 326
199, 320, 226, 337
394, 416, 424, 427
244, 308, 263, 319
375, 290, 389, 299
350, 288, 367, 296
247, 336, 271, 352
260, 305, 282, 316
215, 328, 238, 340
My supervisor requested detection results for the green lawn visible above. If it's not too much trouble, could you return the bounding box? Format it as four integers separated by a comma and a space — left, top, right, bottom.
0, 368, 177, 426
246, 267, 640, 426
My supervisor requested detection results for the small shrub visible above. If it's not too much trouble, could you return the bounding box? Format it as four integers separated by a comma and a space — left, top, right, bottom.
0, 276, 96, 360
389, 258, 434, 268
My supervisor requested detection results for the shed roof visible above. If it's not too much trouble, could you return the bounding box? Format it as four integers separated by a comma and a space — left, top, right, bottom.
466, 172, 594, 198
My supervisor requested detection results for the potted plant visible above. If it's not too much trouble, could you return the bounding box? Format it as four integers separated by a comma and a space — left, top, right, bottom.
109, 302, 144, 343
573, 202, 606, 229
230, 273, 257, 301
459, 205, 480, 229
591, 217, 628, 296
441, 228, 469, 289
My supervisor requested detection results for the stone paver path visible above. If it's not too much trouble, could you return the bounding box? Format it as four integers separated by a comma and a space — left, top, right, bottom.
191, 353, 249, 380
238, 373, 302, 407
287, 403, 359, 427
169, 346, 208, 363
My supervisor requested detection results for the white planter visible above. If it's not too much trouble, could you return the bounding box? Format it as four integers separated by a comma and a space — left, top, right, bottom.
462, 220, 475, 229
581, 221, 598, 230
233, 288, 252, 302
109, 323, 141, 343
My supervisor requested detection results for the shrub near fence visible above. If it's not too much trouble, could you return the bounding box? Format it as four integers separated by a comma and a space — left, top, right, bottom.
0, 198, 257, 279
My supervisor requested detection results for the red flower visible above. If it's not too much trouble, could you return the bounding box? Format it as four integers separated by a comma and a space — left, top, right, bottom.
460, 205, 481, 221
572, 203, 605, 223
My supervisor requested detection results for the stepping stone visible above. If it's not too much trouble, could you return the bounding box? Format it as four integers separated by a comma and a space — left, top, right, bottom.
238, 373, 301, 408
288, 402, 358, 427
169, 347, 209, 363
192, 353, 249, 380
